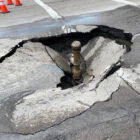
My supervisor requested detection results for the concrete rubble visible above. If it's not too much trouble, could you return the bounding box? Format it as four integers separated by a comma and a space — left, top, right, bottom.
0, 41, 64, 100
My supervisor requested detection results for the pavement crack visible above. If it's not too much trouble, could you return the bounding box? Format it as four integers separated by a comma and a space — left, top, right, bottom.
119, 76, 140, 95
0, 40, 28, 63
104, 61, 122, 79
132, 33, 140, 41
77, 100, 91, 107
90, 61, 122, 91
120, 106, 140, 134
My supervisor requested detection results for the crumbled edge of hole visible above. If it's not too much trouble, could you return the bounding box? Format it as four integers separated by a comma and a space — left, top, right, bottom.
0, 25, 133, 89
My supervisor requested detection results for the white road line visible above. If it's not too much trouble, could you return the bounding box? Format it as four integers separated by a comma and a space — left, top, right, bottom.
112, 0, 138, 6
34, 0, 62, 19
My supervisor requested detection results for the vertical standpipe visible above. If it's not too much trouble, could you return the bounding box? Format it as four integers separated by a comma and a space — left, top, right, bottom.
71, 41, 82, 80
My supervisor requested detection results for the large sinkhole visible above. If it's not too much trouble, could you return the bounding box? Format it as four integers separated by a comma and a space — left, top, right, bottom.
0, 25, 133, 134
0, 25, 132, 91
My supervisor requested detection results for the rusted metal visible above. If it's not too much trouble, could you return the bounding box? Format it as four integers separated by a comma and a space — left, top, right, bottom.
70, 40, 82, 80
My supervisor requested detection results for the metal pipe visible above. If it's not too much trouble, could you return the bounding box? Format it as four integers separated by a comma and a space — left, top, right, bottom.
70, 40, 82, 80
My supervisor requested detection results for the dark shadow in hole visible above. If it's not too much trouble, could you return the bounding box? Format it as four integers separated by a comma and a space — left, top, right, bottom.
57, 72, 74, 89
30, 25, 133, 54
104, 64, 122, 79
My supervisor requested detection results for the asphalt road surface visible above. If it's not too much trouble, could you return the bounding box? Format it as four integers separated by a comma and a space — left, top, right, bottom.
0, 0, 140, 140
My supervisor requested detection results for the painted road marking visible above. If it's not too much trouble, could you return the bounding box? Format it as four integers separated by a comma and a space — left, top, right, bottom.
112, 0, 138, 6
34, 0, 62, 19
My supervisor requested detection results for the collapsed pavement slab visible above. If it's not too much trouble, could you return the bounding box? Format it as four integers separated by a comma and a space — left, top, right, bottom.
0, 40, 64, 100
